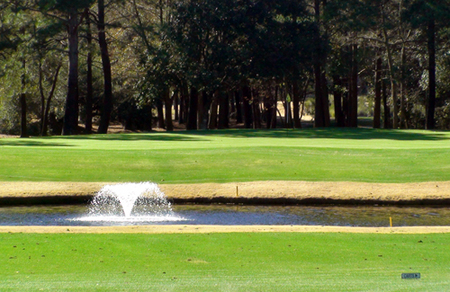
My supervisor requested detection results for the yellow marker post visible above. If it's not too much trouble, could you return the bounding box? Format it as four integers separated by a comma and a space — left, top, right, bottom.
390, 217, 393, 227
235, 186, 239, 212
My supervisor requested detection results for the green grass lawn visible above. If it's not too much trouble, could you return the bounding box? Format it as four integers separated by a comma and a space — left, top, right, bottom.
1, 232, 449, 291
1, 128, 450, 183
2, 128, 450, 291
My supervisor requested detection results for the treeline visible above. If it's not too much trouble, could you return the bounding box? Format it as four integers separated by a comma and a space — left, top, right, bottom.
1, 0, 449, 136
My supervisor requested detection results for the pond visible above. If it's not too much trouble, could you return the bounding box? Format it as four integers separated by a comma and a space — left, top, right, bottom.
0, 204, 449, 227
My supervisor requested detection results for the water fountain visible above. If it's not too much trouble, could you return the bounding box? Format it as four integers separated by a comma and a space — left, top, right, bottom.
76, 182, 185, 223
0, 182, 448, 226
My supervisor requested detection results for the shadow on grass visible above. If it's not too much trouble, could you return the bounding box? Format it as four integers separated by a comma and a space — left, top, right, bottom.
53, 133, 208, 142
1, 128, 448, 145
0, 139, 73, 147
194, 128, 450, 141
1, 133, 208, 146
84, 128, 450, 141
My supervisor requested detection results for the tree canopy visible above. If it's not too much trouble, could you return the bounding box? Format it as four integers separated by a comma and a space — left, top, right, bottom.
1, 0, 450, 135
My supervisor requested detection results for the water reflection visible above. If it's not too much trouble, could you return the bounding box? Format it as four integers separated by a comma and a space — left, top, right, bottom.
0, 204, 449, 227
174, 205, 450, 227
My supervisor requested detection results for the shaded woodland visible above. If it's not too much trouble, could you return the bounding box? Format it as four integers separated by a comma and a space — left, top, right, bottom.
1, 0, 450, 136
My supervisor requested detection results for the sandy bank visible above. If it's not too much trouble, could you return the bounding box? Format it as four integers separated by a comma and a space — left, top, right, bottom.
0, 225, 449, 234
1, 181, 450, 205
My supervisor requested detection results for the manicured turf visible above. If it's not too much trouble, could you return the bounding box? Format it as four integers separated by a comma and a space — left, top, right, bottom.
1, 128, 450, 183
1, 129, 449, 291
1, 232, 449, 291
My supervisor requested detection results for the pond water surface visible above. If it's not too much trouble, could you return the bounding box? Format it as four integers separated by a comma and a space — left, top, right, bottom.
0, 204, 449, 227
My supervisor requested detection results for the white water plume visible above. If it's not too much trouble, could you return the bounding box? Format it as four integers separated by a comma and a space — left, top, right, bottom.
76, 182, 185, 223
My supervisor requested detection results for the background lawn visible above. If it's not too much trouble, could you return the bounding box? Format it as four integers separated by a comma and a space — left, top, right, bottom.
1, 232, 449, 291
1, 128, 450, 183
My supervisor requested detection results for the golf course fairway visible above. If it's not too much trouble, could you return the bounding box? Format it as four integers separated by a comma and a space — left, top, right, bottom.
1, 128, 450, 291
1, 232, 450, 291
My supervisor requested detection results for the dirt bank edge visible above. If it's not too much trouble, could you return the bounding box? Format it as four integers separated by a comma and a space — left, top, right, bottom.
1, 225, 450, 234
1, 181, 450, 205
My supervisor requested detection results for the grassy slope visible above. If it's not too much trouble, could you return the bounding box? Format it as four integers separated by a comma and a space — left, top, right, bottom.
1, 130, 449, 291
1, 232, 449, 291
1, 128, 450, 183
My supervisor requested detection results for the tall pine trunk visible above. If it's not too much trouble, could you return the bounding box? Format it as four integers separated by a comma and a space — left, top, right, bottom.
349, 44, 358, 127
85, 12, 93, 134
313, 47, 325, 127
292, 80, 302, 128
156, 98, 165, 129
173, 90, 179, 121
20, 92, 27, 138
373, 57, 382, 128
252, 89, 262, 129
187, 86, 198, 130
242, 85, 253, 128
39, 60, 45, 133
218, 92, 229, 129
63, 9, 80, 135
179, 83, 189, 124
235, 91, 243, 124
41, 63, 62, 136
197, 91, 206, 129
382, 27, 399, 129
382, 79, 391, 129
265, 86, 277, 129
208, 92, 218, 129
97, 0, 113, 134
313, 0, 329, 127
333, 75, 344, 127
164, 87, 173, 131
20, 59, 28, 138
426, 16, 436, 130
400, 45, 408, 129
